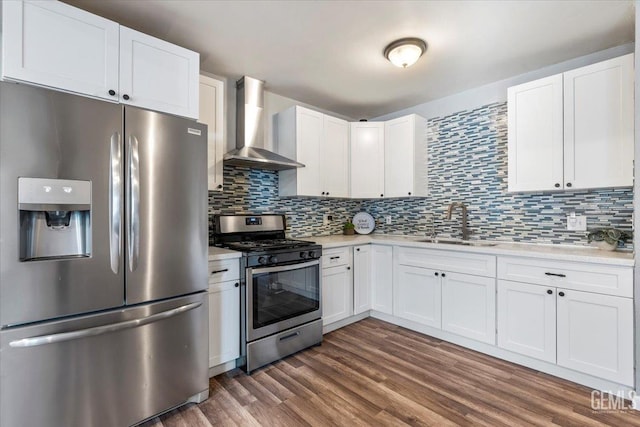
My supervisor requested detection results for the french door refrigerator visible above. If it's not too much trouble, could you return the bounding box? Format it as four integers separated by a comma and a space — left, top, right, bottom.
0, 81, 209, 427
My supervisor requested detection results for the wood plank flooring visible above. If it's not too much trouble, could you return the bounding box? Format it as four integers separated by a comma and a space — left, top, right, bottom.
141, 318, 640, 426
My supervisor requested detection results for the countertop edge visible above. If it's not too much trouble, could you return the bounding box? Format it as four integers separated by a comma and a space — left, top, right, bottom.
309, 235, 634, 267
208, 247, 242, 261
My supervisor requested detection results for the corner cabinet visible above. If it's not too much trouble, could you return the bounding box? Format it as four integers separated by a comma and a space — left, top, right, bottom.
2, 0, 200, 119
199, 75, 225, 191
278, 106, 350, 197
508, 54, 634, 192
350, 122, 385, 198
384, 114, 428, 197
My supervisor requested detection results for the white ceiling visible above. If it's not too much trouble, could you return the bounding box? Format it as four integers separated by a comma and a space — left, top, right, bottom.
65, 0, 634, 119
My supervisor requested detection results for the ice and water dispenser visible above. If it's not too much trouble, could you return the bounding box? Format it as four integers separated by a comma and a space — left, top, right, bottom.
18, 177, 92, 261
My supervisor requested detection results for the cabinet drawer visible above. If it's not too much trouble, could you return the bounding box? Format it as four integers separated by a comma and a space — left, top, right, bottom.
322, 247, 351, 268
396, 246, 496, 277
208, 259, 240, 283
208, 279, 240, 293
497, 256, 632, 297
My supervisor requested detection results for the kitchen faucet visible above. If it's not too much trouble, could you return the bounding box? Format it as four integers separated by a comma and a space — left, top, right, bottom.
446, 202, 469, 240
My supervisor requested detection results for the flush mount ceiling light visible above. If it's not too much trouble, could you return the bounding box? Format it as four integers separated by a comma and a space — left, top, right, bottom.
384, 37, 427, 68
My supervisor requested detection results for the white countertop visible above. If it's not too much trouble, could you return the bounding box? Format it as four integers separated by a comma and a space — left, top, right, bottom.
309, 234, 634, 267
208, 246, 242, 261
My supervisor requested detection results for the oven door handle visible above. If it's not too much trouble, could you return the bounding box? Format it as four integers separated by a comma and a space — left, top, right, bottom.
247, 259, 320, 275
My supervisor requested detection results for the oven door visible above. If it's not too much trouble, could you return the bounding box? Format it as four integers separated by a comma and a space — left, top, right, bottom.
246, 259, 321, 342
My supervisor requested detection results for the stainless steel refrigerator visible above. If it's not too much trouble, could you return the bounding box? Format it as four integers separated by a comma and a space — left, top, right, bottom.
0, 82, 209, 427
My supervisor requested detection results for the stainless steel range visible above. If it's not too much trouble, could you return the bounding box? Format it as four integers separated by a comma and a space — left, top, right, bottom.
213, 214, 322, 373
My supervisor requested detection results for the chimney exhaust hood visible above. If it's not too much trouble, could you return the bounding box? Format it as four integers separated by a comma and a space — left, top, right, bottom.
224, 76, 304, 171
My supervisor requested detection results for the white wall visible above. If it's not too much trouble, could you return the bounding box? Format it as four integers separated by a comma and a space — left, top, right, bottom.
374, 43, 634, 121
634, 0, 639, 397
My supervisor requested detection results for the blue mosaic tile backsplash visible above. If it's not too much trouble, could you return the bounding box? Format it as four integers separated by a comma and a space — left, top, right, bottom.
209, 102, 633, 249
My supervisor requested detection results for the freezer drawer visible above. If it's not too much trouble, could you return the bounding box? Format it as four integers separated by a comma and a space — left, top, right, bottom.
0, 293, 208, 427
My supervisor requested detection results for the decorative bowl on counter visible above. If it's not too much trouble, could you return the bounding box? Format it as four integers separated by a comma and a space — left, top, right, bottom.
587, 228, 630, 251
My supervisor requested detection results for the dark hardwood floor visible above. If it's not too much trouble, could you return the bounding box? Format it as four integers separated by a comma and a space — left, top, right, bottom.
141, 318, 640, 426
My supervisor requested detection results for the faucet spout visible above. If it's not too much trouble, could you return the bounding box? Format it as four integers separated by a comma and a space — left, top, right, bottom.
446, 202, 469, 240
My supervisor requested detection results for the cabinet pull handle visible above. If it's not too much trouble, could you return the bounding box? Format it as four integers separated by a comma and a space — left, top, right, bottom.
235, 282, 239, 288
554, 183, 560, 188
380, 194, 384, 197
544, 272, 566, 278
441, 273, 446, 278
326, 192, 330, 196
329, 256, 340, 260
547, 289, 553, 295
217, 184, 223, 189
356, 248, 360, 252
108, 89, 116, 96
211, 268, 229, 275
279, 331, 300, 341
566, 182, 572, 188
347, 266, 351, 270
321, 191, 325, 195
123, 94, 130, 101
434, 272, 439, 276
558, 291, 565, 297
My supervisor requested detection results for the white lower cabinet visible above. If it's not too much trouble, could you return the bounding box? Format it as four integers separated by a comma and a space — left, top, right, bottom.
322, 263, 353, 326
442, 272, 495, 344
208, 280, 240, 368
497, 280, 556, 363
497, 277, 634, 386
353, 245, 372, 315
371, 245, 393, 315
556, 289, 634, 386
393, 265, 441, 328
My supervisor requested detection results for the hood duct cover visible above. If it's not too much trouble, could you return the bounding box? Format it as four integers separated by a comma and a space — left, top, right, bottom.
224, 76, 304, 171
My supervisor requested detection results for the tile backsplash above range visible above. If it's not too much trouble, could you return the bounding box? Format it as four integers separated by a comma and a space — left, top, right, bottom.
208, 102, 633, 250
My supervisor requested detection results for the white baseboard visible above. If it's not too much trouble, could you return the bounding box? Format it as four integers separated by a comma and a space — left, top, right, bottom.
208, 360, 237, 377
323, 311, 370, 334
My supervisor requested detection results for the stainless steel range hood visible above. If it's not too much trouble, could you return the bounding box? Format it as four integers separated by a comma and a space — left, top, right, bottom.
224, 76, 304, 171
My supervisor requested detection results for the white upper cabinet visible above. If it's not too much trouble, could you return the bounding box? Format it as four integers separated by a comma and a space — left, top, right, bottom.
2, 1, 200, 119
199, 75, 225, 191
350, 122, 385, 198
278, 106, 350, 197
384, 114, 428, 197
2, 0, 119, 101
507, 75, 564, 192
508, 54, 634, 192
563, 54, 634, 190
322, 115, 350, 197
119, 26, 200, 119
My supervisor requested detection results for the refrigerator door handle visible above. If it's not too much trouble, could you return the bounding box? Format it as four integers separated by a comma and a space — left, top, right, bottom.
8, 301, 202, 348
109, 132, 122, 274
127, 134, 140, 272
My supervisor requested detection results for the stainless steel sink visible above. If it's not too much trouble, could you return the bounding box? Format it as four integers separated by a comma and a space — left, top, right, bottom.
417, 238, 498, 247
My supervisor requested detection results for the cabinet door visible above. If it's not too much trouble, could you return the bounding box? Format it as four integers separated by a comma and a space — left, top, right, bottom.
350, 122, 385, 198
507, 74, 564, 192
296, 107, 324, 196
371, 245, 393, 315
208, 280, 240, 368
119, 26, 199, 119
442, 272, 496, 344
393, 265, 441, 328
199, 75, 225, 191
353, 245, 371, 314
556, 289, 633, 386
322, 265, 353, 326
497, 280, 556, 363
563, 54, 634, 190
322, 115, 350, 197
2, 0, 119, 101
384, 115, 414, 197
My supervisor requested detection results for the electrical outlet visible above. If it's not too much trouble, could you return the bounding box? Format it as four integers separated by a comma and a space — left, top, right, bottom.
566, 213, 587, 231
385, 215, 392, 225
323, 214, 333, 226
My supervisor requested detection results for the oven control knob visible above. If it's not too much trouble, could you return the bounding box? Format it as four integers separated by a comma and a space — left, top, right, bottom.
269, 256, 278, 264
300, 251, 308, 259
308, 250, 316, 259
258, 256, 267, 265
